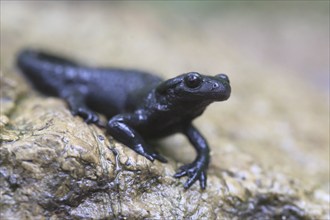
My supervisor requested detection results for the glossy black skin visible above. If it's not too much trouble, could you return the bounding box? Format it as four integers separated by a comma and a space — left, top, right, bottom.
17, 49, 231, 189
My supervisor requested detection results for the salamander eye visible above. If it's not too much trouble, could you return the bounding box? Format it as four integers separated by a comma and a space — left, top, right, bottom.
184, 72, 202, 88
216, 73, 230, 83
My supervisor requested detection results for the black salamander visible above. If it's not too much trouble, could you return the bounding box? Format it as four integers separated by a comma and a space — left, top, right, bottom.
17, 49, 231, 189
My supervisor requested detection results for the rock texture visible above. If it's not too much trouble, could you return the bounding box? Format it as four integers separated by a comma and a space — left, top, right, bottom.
0, 81, 325, 219
1, 2, 329, 220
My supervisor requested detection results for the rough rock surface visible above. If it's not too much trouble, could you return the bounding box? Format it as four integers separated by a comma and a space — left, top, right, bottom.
1, 2, 329, 220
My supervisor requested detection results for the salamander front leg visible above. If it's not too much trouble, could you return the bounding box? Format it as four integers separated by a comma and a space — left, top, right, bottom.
107, 114, 167, 163
174, 124, 210, 190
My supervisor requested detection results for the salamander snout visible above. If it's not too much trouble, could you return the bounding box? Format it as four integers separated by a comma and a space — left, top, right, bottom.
215, 73, 230, 84
211, 73, 231, 101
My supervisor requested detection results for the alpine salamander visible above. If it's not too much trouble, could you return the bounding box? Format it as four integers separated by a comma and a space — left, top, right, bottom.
17, 49, 231, 189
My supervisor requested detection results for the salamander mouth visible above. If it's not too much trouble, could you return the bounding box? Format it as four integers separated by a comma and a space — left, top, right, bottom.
185, 84, 230, 102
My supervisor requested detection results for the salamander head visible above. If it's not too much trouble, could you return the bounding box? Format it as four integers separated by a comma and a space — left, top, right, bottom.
156, 72, 231, 104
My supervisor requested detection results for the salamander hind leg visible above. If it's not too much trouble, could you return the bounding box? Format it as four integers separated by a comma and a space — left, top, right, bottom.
60, 88, 99, 124
71, 107, 99, 124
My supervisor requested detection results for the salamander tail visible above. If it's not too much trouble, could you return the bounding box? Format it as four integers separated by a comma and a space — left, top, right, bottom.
16, 49, 78, 95
17, 49, 78, 75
